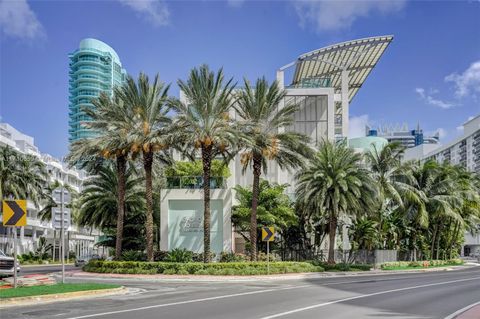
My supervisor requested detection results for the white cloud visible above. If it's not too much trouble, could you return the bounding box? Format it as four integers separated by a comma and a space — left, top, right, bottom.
227, 0, 245, 8
293, 0, 406, 32
119, 0, 170, 27
0, 0, 45, 40
349, 114, 370, 138
445, 60, 480, 98
415, 87, 455, 109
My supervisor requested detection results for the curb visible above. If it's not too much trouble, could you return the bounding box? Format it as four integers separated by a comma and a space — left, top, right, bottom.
0, 286, 127, 308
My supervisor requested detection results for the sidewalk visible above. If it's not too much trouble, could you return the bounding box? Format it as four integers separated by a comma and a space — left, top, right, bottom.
65, 264, 475, 282
446, 302, 480, 319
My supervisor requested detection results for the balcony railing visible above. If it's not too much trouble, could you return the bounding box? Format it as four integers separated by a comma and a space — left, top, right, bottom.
166, 176, 226, 189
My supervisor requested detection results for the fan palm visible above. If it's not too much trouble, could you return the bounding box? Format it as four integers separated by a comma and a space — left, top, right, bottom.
114, 73, 171, 262
67, 92, 131, 260
295, 140, 378, 264
235, 77, 312, 260
169, 65, 240, 262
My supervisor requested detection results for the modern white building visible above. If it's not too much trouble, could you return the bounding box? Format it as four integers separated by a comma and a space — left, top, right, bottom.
0, 123, 100, 259
403, 114, 480, 256
160, 36, 394, 254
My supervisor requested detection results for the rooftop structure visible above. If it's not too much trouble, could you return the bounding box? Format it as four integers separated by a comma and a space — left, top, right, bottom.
367, 123, 440, 149
277, 35, 393, 140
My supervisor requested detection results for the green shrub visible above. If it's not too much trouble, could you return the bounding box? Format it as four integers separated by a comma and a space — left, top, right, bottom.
122, 250, 147, 261
220, 252, 246, 263
381, 259, 464, 270
84, 260, 323, 276
165, 248, 194, 263
309, 261, 371, 272
154, 250, 169, 261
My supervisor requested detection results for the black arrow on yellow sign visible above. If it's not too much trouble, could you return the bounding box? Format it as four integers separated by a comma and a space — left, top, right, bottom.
3, 200, 27, 226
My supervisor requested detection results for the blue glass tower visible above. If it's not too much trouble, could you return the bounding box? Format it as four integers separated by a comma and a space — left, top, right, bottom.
68, 38, 126, 143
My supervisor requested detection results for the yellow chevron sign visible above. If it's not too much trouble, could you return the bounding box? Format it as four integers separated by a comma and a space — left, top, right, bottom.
2, 200, 27, 227
262, 226, 274, 242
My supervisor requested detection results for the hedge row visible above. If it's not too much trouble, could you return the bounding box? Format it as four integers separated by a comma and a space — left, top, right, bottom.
83, 260, 324, 276
381, 259, 463, 270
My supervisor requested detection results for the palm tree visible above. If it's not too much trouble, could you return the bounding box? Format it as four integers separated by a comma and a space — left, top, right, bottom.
169, 65, 239, 262
295, 140, 378, 264
0, 146, 48, 205
77, 164, 145, 230
115, 73, 171, 262
67, 92, 131, 260
235, 77, 312, 260
365, 143, 423, 248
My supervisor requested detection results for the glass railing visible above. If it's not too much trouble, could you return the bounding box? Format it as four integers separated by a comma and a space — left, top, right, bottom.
166, 176, 226, 189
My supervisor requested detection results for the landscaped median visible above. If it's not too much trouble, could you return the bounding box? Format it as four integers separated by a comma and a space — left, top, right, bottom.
83, 260, 324, 275
380, 259, 464, 271
0, 283, 121, 299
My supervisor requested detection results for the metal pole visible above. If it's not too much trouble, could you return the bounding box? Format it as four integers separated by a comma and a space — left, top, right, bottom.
61, 185, 65, 284
267, 240, 270, 275
13, 228, 17, 288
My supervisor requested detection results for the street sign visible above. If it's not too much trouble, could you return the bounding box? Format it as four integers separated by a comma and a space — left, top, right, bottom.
2, 200, 27, 226
262, 226, 274, 242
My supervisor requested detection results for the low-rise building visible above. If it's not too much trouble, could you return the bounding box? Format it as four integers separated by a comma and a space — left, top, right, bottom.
0, 123, 101, 259
367, 123, 439, 149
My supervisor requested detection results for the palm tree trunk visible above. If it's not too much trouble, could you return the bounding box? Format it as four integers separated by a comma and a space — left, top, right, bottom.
250, 154, 262, 262
143, 151, 154, 262
430, 222, 438, 260
202, 144, 212, 263
328, 207, 338, 265
435, 223, 443, 260
115, 155, 127, 260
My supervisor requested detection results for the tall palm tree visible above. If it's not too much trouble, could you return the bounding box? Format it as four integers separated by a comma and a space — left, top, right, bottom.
67, 92, 131, 260
115, 73, 171, 262
169, 65, 239, 262
235, 77, 312, 260
295, 140, 378, 264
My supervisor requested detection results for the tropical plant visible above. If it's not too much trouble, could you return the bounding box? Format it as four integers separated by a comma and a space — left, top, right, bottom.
232, 180, 297, 253
295, 140, 378, 264
169, 65, 240, 262
235, 77, 312, 260
67, 92, 131, 260
115, 73, 171, 262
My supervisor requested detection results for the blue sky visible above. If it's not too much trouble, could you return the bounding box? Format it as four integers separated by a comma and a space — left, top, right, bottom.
1, 0, 479, 158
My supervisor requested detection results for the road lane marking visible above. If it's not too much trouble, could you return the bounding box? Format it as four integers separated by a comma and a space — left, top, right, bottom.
64, 285, 312, 319
259, 276, 480, 319
444, 300, 480, 319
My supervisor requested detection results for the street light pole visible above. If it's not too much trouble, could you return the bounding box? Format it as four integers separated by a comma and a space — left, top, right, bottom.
60, 185, 65, 284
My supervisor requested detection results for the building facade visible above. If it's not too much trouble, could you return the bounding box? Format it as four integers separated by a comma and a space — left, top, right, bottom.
403, 115, 480, 257
160, 36, 394, 254
68, 38, 126, 143
366, 123, 439, 149
0, 123, 101, 259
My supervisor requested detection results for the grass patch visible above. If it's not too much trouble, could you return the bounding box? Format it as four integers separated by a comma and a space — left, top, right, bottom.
0, 283, 120, 299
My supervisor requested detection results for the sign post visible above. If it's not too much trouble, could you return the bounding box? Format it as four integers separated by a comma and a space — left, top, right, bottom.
261, 226, 275, 275
3, 200, 27, 289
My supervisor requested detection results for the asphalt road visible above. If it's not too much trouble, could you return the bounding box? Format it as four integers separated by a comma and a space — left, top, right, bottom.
3, 267, 480, 319
19, 264, 80, 275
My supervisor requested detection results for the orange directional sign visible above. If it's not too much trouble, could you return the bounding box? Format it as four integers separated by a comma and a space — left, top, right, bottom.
262, 226, 274, 242
2, 200, 27, 227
